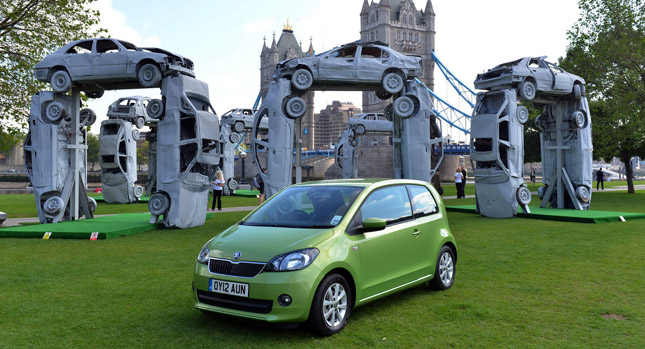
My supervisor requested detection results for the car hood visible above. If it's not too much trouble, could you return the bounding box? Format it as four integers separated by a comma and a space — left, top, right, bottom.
207, 224, 334, 262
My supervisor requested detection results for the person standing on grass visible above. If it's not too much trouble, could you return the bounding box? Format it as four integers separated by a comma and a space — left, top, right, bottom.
432, 169, 443, 195
597, 168, 605, 190
454, 167, 464, 198
211, 170, 224, 211
253, 169, 266, 204
460, 166, 467, 196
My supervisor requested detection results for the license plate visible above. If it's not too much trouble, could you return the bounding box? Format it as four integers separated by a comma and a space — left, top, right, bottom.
209, 279, 249, 297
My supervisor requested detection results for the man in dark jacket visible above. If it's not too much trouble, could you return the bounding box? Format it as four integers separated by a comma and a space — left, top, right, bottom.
460, 166, 467, 196
596, 168, 605, 190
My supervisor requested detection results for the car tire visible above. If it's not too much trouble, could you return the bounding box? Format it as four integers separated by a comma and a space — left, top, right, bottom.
285, 97, 306, 119
384, 103, 394, 121
85, 90, 104, 99
149, 192, 170, 216
307, 273, 351, 336
45, 102, 67, 122
80, 108, 96, 127
229, 132, 241, 143
135, 116, 145, 129
50, 70, 72, 93
572, 110, 587, 128
429, 245, 456, 290
291, 68, 313, 91
519, 80, 536, 101
573, 83, 582, 101
43, 196, 65, 215
516, 106, 529, 125
134, 185, 144, 198
87, 196, 97, 214
393, 96, 416, 118
234, 121, 245, 132
132, 128, 140, 140
516, 186, 532, 206
376, 90, 392, 100
355, 125, 366, 135
138, 63, 162, 88
147, 99, 164, 119
576, 186, 591, 203
227, 178, 238, 191
382, 72, 404, 94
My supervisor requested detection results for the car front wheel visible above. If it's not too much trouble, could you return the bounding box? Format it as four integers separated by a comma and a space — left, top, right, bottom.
138, 63, 162, 87
307, 273, 351, 336
50, 70, 72, 93
291, 68, 313, 90
430, 245, 455, 290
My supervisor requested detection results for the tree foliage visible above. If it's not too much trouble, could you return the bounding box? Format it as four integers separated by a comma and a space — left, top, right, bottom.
560, 0, 645, 193
0, 0, 103, 135
86, 131, 99, 169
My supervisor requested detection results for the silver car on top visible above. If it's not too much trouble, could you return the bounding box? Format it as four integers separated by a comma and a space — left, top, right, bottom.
34, 38, 194, 97
474, 56, 585, 102
276, 41, 422, 96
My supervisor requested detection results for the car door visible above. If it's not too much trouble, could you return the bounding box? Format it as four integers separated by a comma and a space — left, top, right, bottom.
62, 40, 94, 79
318, 46, 357, 81
547, 62, 572, 92
356, 45, 389, 82
92, 39, 128, 77
352, 185, 420, 298
406, 184, 444, 276
527, 58, 552, 91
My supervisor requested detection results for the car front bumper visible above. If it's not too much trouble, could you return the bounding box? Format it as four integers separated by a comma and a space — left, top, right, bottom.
193, 261, 319, 323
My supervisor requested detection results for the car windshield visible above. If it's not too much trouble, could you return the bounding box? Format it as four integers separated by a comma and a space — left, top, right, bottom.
242, 186, 364, 228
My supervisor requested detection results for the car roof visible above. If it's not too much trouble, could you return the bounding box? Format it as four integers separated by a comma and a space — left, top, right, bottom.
290, 178, 431, 189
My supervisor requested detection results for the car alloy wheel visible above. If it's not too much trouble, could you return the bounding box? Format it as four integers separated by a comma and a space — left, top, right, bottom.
308, 273, 351, 336
430, 245, 455, 290
43, 196, 64, 215
516, 186, 532, 205
291, 69, 313, 90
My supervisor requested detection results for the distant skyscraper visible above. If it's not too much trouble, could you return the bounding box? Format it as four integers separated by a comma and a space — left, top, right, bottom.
314, 101, 361, 149
360, 0, 435, 113
260, 21, 316, 150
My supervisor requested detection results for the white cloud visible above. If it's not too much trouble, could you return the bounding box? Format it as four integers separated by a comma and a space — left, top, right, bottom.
89, 0, 142, 44
244, 19, 275, 35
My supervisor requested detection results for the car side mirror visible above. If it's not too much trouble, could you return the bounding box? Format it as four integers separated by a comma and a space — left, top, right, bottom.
362, 218, 386, 232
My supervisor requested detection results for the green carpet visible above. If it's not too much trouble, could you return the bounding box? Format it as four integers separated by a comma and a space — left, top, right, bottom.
446, 205, 645, 223
94, 196, 150, 203
234, 189, 260, 197
0, 212, 215, 239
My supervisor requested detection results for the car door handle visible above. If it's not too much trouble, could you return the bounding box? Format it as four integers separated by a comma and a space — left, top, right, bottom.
382, 60, 388, 63
346, 59, 353, 62
412, 229, 420, 238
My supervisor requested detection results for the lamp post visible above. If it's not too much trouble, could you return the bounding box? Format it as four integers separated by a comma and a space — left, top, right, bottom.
240, 151, 247, 184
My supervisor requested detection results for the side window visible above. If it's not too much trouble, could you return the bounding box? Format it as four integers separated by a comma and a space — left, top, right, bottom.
407, 185, 438, 217
66, 40, 93, 54
360, 46, 382, 58
96, 39, 120, 53
360, 186, 412, 225
331, 46, 357, 58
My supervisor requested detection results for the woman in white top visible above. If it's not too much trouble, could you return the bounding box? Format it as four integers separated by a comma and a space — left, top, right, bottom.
454, 168, 464, 198
211, 170, 225, 210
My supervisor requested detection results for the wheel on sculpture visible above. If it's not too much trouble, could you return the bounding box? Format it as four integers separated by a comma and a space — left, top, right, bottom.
45, 102, 67, 122
429, 245, 456, 290
285, 97, 306, 119
538, 186, 547, 200
573, 83, 582, 101
382, 72, 404, 94
384, 103, 394, 121
132, 128, 140, 140
149, 192, 170, 216
518, 80, 536, 101
355, 125, 366, 135
227, 178, 238, 191
376, 90, 392, 100
229, 132, 241, 143
516, 186, 532, 206
134, 185, 144, 198
147, 99, 165, 119
50, 70, 72, 93
575, 186, 591, 203
572, 110, 587, 129
138, 63, 162, 88
306, 273, 351, 336
234, 121, 245, 132
80, 108, 96, 127
291, 68, 313, 91
85, 90, 104, 99
516, 106, 529, 125
135, 116, 145, 129
43, 196, 65, 215
88, 197, 97, 213
393, 96, 416, 118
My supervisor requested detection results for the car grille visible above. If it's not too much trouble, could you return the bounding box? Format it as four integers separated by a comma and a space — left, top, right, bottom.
197, 290, 273, 314
208, 258, 265, 277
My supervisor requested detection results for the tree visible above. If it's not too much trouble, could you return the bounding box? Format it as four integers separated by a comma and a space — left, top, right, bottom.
560, 0, 645, 193
137, 140, 149, 172
0, 0, 103, 134
86, 132, 99, 170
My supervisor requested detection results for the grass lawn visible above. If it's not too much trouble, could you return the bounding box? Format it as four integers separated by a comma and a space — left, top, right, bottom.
1, 190, 644, 347
0, 193, 259, 219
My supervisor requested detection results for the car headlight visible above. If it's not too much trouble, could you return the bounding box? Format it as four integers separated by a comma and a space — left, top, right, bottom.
264, 248, 320, 272
197, 244, 210, 264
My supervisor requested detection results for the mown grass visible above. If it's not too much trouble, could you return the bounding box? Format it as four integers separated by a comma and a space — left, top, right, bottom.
1, 190, 644, 347
0, 193, 259, 219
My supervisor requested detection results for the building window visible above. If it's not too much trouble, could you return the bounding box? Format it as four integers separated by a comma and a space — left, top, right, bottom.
397, 31, 401, 40
403, 32, 408, 41
409, 15, 413, 26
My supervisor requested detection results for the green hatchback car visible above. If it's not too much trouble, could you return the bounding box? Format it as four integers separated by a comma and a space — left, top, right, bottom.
193, 179, 457, 335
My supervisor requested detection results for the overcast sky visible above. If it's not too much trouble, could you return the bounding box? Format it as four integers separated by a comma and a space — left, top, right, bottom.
85, 0, 581, 141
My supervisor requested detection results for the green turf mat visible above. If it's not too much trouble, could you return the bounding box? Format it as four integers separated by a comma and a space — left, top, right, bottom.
234, 189, 261, 197
0, 212, 214, 239
446, 205, 645, 223
94, 196, 150, 203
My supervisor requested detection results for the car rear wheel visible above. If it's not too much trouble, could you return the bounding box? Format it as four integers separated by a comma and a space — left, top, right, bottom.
285, 97, 306, 119
393, 95, 416, 118
307, 273, 351, 336
85, 90, 104, 99
227, 178, 238, 191
516, 186, 532, 205
376, 90, 392, 100
229, 132, 241, 143
355, 125, 366, 135
135, 116, 145, 129
234, 121, 245, 132
291, 68, 313, 90
138, 63, 162, 88
516, 106, 529, 124
45, 102, 67, 122
50, 70, 72, 93
80, 108, 96, 127
43, 196, 65, 215
149, 192, 170, 216
382, 72, 404, 94
519, 80, 536, 101
429, 245, 455, 290
573, 83, 582, 100
147, 99, 164, 119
